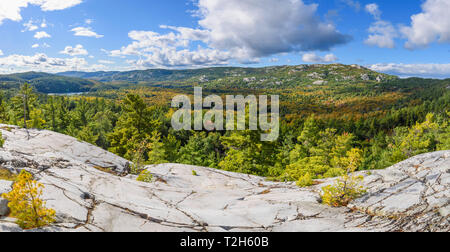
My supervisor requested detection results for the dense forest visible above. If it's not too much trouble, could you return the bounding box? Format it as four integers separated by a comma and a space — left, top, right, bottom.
0, 72, 99, 93
0, 64, 449, 187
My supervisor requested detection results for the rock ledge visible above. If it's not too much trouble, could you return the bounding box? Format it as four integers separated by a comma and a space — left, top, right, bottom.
0, 126, 448, 232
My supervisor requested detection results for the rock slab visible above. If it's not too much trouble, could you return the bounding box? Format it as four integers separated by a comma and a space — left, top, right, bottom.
0, 125, 448, 232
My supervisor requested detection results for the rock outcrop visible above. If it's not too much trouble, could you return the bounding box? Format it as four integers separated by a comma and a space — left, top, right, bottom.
0, 125, 448, 232
0, 180, 12, 216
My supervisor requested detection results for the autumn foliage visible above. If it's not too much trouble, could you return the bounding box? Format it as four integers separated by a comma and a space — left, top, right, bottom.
321, 149, 366, 207
2, 171, 56, 229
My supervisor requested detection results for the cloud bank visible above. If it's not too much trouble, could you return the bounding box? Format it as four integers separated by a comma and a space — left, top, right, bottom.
71, 27, 104, 38
0, 53, 91, 73
400, 0, 450, 49
110, 0, 350, 68
60, 44, 88, 56
369, 63, 450, 78
364, 3, 398, 49
302, 53, 338, 63
0, 0, 82, 24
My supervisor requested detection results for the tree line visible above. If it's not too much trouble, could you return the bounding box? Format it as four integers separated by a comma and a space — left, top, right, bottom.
0, 83, 448, 186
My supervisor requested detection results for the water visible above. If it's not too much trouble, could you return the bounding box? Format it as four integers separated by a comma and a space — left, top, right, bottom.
47, 92, 88, 96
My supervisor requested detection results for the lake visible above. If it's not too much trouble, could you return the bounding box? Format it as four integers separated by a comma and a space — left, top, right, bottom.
47, 92, 88, 96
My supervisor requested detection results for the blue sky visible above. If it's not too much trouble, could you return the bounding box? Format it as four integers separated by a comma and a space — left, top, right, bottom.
0, 0, 449, 78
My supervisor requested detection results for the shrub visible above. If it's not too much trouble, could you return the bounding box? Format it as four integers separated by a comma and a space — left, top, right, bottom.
192, 170, 198, 176
0, 168, 17, 181
296, 173, 313, 187
2, 171, 56, 229
321, 174, 366, 207
321, 148, 366, 207
0, 131, 4, 148
137, 170, 153, 183
130, 140, 148, 175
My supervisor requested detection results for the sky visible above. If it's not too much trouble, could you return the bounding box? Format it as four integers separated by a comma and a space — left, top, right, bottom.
0, 0, 449, 78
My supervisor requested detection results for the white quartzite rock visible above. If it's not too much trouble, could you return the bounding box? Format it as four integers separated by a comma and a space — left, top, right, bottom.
0, 125, 448, 232
0, 180, 12, 216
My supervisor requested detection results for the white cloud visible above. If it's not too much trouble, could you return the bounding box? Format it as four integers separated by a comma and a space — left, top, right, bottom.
0, 0, 83, 25
98, 60, 114, 64
269, 58, 279, 63
400, 0, 450, 49
71, 27, 104, 38
0, 50, 3, 56
22, 20, 38, 32
33, 42, 50, 48
365, 21, 397, 48
196, 0, 349, 58
302, 53, 338, 63
34, 31, 51, 39
85, 19, 93, 25
36, 0, 83, 11
41, 19, 47, 28
342, 0, 361, 11
365, 3, 381, 20
23, 19, 49, 32
108, 29, 232, 68
60, 44, 88, 56
0, 53, 90, 74
364, 3, 398, 49
160, 25, 210, 43
369, 63, 450, 78
111, 0, 350, 68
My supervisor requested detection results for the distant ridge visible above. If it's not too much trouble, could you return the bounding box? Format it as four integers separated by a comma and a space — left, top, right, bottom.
57, 64, 398, 88
0, 71, 99, 93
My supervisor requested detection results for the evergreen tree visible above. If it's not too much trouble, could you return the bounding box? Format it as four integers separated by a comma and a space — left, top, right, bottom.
11, 83, 37, 130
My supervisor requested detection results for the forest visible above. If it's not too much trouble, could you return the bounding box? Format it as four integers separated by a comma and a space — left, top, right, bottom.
0, 64, 449, 187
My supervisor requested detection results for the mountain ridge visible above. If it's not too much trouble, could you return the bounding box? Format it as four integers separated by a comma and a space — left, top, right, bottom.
0, 71, 99, 93
56, 64, 398, 85
2, 64, 448, 94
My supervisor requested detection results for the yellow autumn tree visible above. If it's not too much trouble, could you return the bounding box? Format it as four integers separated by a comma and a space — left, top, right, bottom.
390, 113, 439, 163
2, 171, 56, 229
322, 148, 366, 207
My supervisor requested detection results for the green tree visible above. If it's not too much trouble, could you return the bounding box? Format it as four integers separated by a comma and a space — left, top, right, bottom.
437, 112, 450, 150
146, 131, 167, 165
163, 133, 181, 162
77, 125, 99, 145
219, 129, 275, 176
45, 96, 58, 131
29, 109, 45, 129
322, 148, 366, 207
177, 132, 222, 168
11, 83, 37, 130
0, 92, 9, 123
390, 113, 439, 163
108, 95, 161, 158
0, 131, 5, 148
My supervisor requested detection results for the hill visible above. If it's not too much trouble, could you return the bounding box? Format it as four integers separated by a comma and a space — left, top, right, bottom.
0, 126, 448, 232
58, 64, 398, 89
0, 72, 100, 93
0, 64, 401, 93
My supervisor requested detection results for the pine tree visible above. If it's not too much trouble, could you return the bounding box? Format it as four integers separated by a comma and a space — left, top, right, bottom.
146, 131, 167, 165
108, 94, 162, 158
29, 109, 45, 129
0, 92, 9, 123
177, 132, 222, 168
11, 83, 37, 138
